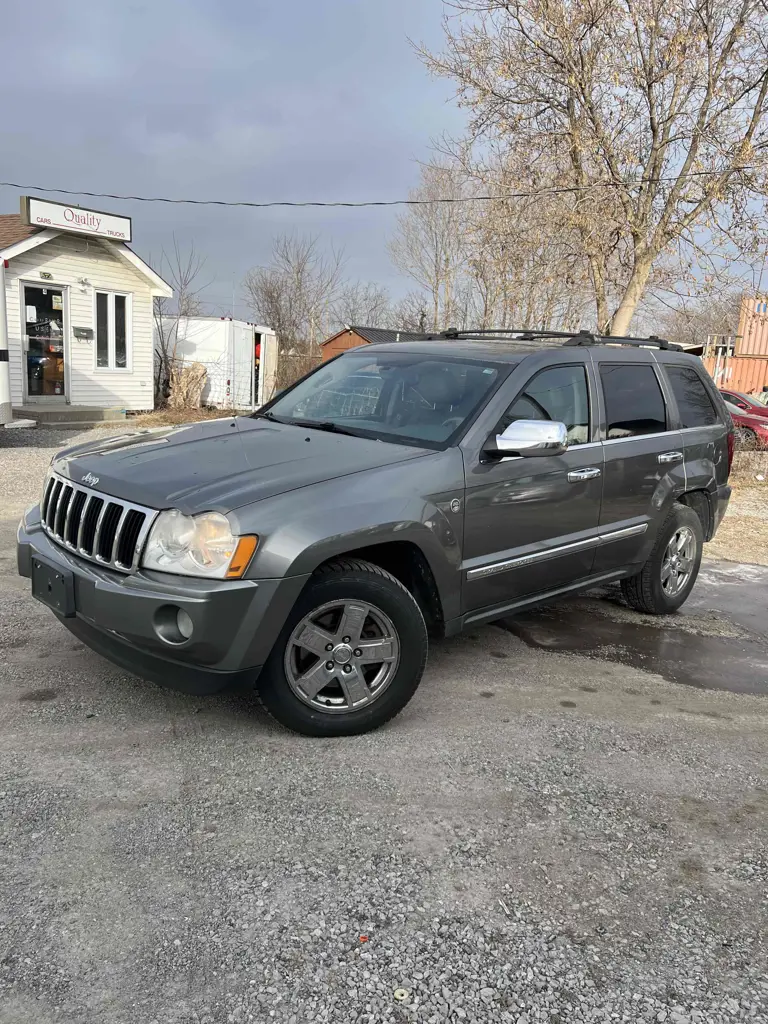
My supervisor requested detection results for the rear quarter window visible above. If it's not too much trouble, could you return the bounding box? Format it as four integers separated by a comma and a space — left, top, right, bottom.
666, 365, 719, 428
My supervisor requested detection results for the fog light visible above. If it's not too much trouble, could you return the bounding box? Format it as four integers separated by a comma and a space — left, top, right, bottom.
177, 609, 194, 640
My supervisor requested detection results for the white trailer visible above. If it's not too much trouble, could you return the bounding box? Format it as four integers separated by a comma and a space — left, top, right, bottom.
158, 316, 278, 410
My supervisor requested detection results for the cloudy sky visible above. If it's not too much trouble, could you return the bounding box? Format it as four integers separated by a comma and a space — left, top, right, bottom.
1, 0, 463, 318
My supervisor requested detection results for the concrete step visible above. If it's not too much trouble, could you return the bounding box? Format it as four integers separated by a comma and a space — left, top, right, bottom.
43, 421, 128, 431
13, 406, 127, 424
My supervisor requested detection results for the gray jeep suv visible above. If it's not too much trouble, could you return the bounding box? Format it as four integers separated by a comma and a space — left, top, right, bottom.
17, 329, 733, 736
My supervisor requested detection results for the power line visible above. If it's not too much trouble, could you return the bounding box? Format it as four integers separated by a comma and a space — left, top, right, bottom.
0, 168, 755, 210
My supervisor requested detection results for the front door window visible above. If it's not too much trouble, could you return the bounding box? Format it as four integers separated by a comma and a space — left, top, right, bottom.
25, 286, 65, 399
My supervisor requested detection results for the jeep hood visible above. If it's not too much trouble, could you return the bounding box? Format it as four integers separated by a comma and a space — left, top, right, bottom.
51, 416, 432, 514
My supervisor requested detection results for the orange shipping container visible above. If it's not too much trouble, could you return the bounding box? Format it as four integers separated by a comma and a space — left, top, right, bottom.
737, 294, 768, 355
703, 353, 768, 394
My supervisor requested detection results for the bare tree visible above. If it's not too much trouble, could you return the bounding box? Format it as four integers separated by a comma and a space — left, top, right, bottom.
388, 155, 594, 333
388, 161, 469, 329
152, 237, 208, 405
332, 281, 392, 328
243, 234, 344, 388
654, 285, 743, 347
419, 0, 768, 334
388, 291, 431, 332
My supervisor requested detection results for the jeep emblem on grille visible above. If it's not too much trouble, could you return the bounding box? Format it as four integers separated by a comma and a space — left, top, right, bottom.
82, 472, 100, 487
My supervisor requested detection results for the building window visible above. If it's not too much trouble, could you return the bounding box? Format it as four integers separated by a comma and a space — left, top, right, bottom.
95, 292, 131, 369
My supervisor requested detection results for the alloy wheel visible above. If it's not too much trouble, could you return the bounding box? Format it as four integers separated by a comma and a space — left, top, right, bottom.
284, 599, 401, 714
660, 526, 696, 596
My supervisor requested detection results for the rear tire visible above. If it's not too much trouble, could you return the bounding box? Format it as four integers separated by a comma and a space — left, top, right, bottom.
257, 558, 428, 736
620, 503, 703, 615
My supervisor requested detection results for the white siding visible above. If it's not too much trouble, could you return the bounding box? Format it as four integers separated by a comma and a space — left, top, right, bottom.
6, 234, 156, 409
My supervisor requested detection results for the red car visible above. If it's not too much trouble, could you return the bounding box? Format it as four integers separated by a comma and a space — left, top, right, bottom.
724, 400, 768, 448
719, 389, 768, 418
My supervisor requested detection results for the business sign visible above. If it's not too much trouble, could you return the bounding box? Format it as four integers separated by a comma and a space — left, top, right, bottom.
21, 196, 132, 242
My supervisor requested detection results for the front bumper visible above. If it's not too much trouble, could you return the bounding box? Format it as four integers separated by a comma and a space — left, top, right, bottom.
17, 505, 310, 695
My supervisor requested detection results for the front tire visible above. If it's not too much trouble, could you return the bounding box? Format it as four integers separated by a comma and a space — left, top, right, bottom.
620, 503, 703, 615
257, 559, 428, 736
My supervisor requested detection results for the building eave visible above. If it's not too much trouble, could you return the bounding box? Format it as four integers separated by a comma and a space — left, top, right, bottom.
0, 228, 62, 261
101, 240, 173, 297
0, 230, 173, 298
320, 327, 365, 347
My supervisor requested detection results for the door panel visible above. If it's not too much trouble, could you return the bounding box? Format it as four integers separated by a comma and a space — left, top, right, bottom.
592, 432, 685, 573
591, 355, 683, 573
462, 446, 604, 612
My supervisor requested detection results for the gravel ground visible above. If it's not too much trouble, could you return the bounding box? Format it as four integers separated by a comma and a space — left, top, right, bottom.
1, 426, 767, 1024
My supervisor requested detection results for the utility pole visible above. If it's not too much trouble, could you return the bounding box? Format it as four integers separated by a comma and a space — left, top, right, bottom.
0, 259, 12, 425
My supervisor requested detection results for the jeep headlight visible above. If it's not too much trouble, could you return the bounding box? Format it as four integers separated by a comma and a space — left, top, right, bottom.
141, 510, 257, 579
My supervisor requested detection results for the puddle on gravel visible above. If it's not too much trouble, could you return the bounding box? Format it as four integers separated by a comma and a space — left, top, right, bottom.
500, 604, 768, 696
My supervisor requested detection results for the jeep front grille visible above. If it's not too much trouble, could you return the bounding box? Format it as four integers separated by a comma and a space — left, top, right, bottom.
40, 472, 157, 573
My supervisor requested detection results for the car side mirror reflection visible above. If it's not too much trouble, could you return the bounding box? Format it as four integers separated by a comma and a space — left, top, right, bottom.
483, 419, 569, 459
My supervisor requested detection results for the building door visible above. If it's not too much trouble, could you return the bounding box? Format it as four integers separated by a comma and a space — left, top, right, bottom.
24, 285, 66, 402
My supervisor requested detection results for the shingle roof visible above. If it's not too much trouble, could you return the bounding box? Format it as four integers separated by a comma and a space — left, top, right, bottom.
339, 326, 426, 346
0, 214, 40, 251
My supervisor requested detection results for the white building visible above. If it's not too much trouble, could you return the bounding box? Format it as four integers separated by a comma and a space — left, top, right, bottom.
0, 196, 172, 418
158, 315, 278, 410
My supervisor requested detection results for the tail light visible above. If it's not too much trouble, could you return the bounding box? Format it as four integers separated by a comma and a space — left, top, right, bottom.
727, 430, 735, 474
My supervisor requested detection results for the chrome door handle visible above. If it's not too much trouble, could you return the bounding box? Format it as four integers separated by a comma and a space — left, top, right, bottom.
568, 467, 601, 481
658, 451, 683, 464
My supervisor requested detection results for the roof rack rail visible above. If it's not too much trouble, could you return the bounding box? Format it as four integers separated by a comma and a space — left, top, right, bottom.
417, 327, 682, 351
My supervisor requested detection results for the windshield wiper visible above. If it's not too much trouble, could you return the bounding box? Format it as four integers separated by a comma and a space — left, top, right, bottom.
293, 419, 363, 437
253, 412, 362, 437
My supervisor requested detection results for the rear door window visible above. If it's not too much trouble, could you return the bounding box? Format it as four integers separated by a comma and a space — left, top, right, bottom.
666, 366, 719, 428
600, 363, 667, 438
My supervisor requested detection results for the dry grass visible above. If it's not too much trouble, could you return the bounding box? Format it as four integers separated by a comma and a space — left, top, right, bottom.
730, 450, 768, 483
128, 408, 243, 427
706, 483, 768, 566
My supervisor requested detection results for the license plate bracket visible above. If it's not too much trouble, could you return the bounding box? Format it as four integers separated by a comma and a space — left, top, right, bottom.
31, 557, 75, 617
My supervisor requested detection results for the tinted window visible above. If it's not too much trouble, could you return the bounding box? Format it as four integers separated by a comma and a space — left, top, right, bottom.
96, 292, 109, 368
499, 365, 590, 445
265, 351, 502, 448
114, 295, 127, 368
600, 363, 667, 438
666, 366, 718, 427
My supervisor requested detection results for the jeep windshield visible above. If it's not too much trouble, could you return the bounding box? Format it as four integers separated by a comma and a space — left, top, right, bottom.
257, 350, 507, 449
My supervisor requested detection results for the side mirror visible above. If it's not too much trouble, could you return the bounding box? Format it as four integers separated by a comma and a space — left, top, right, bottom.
483, 419, 568, 458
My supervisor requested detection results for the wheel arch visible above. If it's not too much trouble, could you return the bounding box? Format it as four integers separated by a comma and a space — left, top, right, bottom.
313, 541, 446, 636
677, 488, 715, 541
